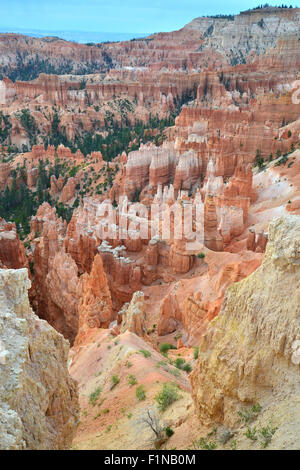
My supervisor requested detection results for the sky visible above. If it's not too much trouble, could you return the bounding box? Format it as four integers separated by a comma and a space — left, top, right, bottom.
0, 0, 299, 35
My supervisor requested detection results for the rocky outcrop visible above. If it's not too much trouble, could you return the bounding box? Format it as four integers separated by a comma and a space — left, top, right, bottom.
157, 248, 262, 343
119, 291, 147, 338
98, 240, 142, 312
124, 144, 176, 199
59, 177, 78, 204
75, 255, 112, 346
50, 175, 65, 198
173, 150, 201, 191
0, 219, 28, 270
0, 268, 79, 450
190, 215, 300, 427
185, 7, 300, 66
30, 202, 63, 238
32, 204, 81, 343
204, 195, 224, 251
0, 163, 11, 191
29, 144, 84, 162
246, 228, 268, 253
41, 251, 81, 344
64, 200, 144, 313
149, 146, 176, 188
169, 240, 194, 274
64, 201, 100, 274
0, 35, 110, 80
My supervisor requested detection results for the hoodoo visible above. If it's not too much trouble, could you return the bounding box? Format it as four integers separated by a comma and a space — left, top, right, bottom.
0, 3, 299, 451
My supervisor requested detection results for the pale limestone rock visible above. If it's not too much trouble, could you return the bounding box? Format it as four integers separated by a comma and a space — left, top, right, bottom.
120, 291, 147, 338
185, 8, 300, 65
0, 268, 79, 450
191, 215, 300, 433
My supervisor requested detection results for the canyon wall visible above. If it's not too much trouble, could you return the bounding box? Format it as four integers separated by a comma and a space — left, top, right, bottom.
1, 7, 300, 82
0, 268, 79, 449
191, 215, 300, 428
0, 219, 28, 269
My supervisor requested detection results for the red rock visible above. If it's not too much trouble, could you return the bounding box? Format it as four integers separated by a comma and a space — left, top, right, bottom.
50, 175, 65, 198
0, 218, 28, 269
75, 255, 112, 346
32, 204, 81, 343
119, 291, 147, 338
91, 151, 103, 161
59, 177, 78, 203
157, 249, 263, 343
173, 150, 201, 191
204, 195, 224, 251
0, 163, 11, 191
169, 242, 194, 274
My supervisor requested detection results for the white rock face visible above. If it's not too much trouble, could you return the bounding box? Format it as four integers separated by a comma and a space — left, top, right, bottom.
191, 215, 300, 439
0, 268, 79, 450
185, 8, 300, 65
120, 291, 147, 338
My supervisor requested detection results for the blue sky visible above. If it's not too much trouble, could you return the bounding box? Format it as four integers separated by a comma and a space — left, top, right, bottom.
0, 1, 299, 34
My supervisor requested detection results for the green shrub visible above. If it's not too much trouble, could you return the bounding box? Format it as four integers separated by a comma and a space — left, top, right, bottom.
193, 346, 199, 360
197, 252, 205, 259
198, 438, 217, 450
155, 383, 180, 411
182, 362, 193, 373
255, 149, 264, 168
156, 360, 168, 369
168, 367, 181, 377
165, 426, 174, 438
251, 403, 262, 414
173, 357, 192, 373
175, 357, 185, 369
159, 343, 176, 355
237, 403, 262, 424
193, 437, 217, 450
139, 349, 151, 358
89, 387, 101, 405
259, 426, 277, 448
128, 374, 138, 387
244, 427, 257, 441
230, 440, 237, 450
111, 375, 120, 389
136, 385, 146, 401
193, 428, 217, 450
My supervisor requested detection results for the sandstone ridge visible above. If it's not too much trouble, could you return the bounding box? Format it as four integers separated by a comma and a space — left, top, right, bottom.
191, 215, 300, 448
0, 268, 79, 450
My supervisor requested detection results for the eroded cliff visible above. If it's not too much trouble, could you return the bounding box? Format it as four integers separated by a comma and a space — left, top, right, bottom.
190, 215, 300, 448
0, 268, 79, 450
